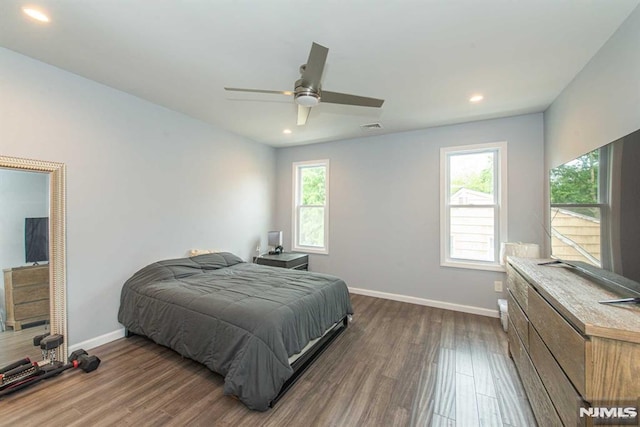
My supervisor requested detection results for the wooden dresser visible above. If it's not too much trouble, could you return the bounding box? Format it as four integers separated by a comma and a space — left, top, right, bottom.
3, 264, 50, 331
507, 257, 640, 426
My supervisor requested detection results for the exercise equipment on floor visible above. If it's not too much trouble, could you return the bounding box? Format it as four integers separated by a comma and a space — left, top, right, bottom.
0, 333, 101, 398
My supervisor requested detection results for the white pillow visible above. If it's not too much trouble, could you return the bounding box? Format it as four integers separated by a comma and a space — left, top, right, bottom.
187, 249, 220, 257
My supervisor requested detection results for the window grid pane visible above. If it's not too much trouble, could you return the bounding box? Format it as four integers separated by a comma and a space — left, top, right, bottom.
448, 151, 496, 205
449, 206, 496, 262
300, 166, 326, 206
299, 206, 325, 247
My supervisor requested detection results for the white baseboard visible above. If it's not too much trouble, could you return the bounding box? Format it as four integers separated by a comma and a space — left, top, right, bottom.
67, 290, 497, 353
348, 287, 499, 318
68, 328, 126, 353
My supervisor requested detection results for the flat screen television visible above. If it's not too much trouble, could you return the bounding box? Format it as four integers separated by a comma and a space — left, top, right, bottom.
25, 217, 49, 264
550, 127, 640, 298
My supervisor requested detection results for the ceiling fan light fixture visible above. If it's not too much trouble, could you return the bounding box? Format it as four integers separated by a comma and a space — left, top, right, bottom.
295, 92, 320, 107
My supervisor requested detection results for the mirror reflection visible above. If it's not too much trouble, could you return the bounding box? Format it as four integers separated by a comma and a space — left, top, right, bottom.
0, 168, 50, 366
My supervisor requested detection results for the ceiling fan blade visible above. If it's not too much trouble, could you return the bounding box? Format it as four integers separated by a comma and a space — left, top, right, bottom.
224, 87, 293, 96
297, 105, 311, 126
300, 42, 328, 90
321, 91, 385, 108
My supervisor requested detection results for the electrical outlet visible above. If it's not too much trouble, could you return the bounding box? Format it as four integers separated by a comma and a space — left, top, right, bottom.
494, 280, 503, 292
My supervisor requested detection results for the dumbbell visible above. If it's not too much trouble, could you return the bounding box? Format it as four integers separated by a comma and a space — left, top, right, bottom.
68, 349, 101, 373
68, 349, 87, 362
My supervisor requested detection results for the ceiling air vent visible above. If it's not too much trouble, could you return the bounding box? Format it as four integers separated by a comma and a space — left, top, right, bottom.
360, 122, 384, 130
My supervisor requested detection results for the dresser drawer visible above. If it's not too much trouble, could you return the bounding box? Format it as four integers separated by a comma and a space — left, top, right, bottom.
506, 263, 528, 312
508, 318, 527, 379
9, 266, 49, 287
13, 284, 49, 304
528, 287, 587, 396
530, 325, 587, 426
14, 299, 49, 320
508, 291, 528, 350
508, 319, 562, 427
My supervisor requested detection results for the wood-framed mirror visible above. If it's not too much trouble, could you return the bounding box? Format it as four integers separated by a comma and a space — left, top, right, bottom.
0, 155, 67, 362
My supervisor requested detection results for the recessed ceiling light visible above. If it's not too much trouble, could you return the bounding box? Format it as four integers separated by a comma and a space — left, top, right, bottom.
469, 94, 484, 103
23, 8, 50, 22
283, 129, 292, 134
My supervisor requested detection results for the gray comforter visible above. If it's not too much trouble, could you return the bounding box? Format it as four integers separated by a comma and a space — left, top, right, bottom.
117, 252, 353, 411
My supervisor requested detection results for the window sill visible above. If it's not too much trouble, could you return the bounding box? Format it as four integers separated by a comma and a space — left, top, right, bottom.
441, 260, 506, 273
293, 246, 328, 255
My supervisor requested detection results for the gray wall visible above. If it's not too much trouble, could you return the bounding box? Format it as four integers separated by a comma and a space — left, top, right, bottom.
545, 5, 640, 169
275, 114, 544, 311
0, 169, 49, 316
0, 48, 276, 345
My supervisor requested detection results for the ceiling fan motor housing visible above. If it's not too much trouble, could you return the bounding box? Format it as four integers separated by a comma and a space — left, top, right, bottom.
294, 78, 321, 106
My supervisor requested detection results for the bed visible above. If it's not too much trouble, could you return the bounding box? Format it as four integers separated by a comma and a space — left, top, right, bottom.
117, 252, 353, 411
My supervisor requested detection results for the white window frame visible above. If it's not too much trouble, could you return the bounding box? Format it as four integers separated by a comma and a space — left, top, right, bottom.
440, 142, 508, 271
292, 159, 330, 254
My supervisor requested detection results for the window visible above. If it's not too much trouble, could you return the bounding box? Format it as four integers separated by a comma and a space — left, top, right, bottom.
440, 142, 507, 271
293, 159, 329, 254
549, 146, 608, 268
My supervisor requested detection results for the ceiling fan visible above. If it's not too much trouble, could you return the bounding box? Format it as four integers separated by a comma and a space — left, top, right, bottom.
225, 42, 384, 126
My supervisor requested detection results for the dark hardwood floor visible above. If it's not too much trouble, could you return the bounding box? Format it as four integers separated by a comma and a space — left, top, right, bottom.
0, 295, 536, 426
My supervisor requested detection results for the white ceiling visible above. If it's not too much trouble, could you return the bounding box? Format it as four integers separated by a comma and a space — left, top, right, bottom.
1, 1, 638, 147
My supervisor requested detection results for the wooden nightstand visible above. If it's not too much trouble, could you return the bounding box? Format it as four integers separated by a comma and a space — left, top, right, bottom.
253, 253, 309, 270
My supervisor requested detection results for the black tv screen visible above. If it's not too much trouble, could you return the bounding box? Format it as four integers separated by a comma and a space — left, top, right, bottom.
25, 217, 49, 264
550, 127, 640, 297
